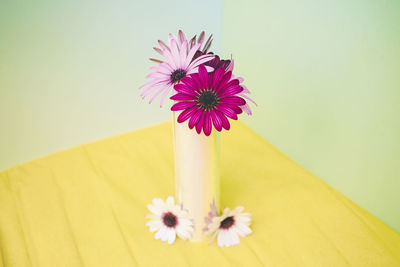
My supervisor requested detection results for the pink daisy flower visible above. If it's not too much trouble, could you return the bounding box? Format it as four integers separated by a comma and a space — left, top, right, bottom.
140, 32, 214, 107
170, 64, 246, 136
150, 30, 213, 64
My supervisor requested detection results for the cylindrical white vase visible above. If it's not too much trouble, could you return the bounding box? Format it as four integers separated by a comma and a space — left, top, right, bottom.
172, 111, 220, 241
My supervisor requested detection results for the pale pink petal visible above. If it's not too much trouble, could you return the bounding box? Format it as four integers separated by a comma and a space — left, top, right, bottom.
188, 55, 214, 70
162, 49, 177, 69
240, 84, 250, 93
189, 35, 196, 49
141, 83, 166, 98
151, 63, 173, 74
205, 66, 214, 72
179, 40, 188, 68
178, 30, 187, 44
184, 43, 201, 67
158, 40, 170, 51
139, 78, 169, 89
146, 72, 168, 79
159, 85, 173, 107
238, 92, 257, 106
187, 65, 214, 75
153, 47, 164, 56
169, 39, 181, 68
186, 67, 199, 75
226, 59, 234, 72
240, 103, 252, 115
198, 31, 205, 45
168, 33, 178, 45
149, 86, 168, 104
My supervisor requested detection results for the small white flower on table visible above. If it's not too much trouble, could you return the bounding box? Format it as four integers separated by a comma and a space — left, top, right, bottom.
146, 196, 193, 244
204, 206, 252, 248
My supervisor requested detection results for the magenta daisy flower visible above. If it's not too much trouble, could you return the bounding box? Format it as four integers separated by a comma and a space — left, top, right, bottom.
140, 31, 214, 107
170, 64, 246, 136
192, 52, 257, 115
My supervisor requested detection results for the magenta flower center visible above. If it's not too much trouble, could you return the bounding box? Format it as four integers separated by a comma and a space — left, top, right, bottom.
220, 216, 235, 229
162, 212, 178, 228
197, 90, 218, 110
170, 69, 186, 83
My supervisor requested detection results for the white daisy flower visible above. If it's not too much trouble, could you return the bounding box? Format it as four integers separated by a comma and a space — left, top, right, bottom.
204, 206, 252, 248
146, 196, 193, 245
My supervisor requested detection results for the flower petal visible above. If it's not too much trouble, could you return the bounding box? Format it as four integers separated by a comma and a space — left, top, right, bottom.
167, 229, 176, 245
174, 83, 196, 96
170, 93, 196, 101
196, 110, 205, 134
219, 96, 246, 106
188, 108, 203, 129
240, 103, 252, 115
216, 103, 238, 120
188, 54, 214, 70
217, 71, 232, 90
230, 231, 240, 246
166, 196, 174, 206
159, 85, 173, 107
212, 67, 225, 90
210, 110, 222, 132
226, 60, 234, 72
190, 73, 204, 91
158, 39, 170, 51
155, 227, 166, 240
171, 101, 195, 111
203, 110, 212, 136
178, 30, 187, 44
198, 31, 205, 44
185, 43, 201, 67
180, 76, 198, 90
198, 64, 208, 87
217, 79, 240, 95
162, 49, 177, 69
179, 40, 188, 68
215, 109, 230, 130
218, 85, 243, 99
217, 230, 228, 248
177, 106, 198, 123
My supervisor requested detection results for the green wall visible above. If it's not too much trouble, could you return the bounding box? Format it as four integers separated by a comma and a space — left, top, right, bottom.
222, 0, 400, 232
0, 0, 222, 170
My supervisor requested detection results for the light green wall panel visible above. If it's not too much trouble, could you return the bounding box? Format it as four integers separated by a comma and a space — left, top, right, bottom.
222, 0, 400, 232
0, 0, 222, 170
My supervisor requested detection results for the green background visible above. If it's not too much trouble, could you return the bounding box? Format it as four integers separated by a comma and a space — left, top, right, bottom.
1, 0, 399, 232
222, 0, 400, 233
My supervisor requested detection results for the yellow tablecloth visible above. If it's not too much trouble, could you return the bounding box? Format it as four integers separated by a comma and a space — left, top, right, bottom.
1, 122, 399, 266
